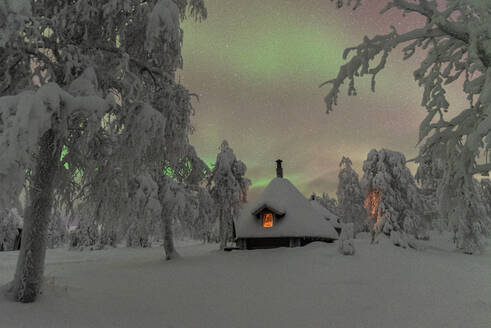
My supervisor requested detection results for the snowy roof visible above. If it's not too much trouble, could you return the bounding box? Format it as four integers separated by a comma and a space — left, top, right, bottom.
309, 199, 341, 229
235, 178, 338, 239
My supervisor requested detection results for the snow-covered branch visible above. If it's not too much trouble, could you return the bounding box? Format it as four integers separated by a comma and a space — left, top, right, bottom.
327, 0, 491, 253
321, 27, 445, 113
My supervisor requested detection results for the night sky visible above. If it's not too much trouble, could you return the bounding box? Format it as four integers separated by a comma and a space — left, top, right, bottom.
180, 0, 467, 201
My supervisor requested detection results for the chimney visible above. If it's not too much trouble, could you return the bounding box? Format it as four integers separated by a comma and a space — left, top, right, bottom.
276, 159, 283, 178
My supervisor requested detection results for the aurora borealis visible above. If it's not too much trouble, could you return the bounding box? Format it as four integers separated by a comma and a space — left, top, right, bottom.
180, 0, 468, 201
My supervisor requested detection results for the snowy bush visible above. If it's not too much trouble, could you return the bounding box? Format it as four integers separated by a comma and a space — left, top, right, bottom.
126, 223, 152, 248
69, 217, 99, 251
338, 223, 355, 255
0, 208, 23, 251
68, 201, 119, 251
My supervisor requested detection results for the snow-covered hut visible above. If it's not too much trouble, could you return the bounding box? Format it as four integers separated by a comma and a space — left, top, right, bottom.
234, 160, 338, 249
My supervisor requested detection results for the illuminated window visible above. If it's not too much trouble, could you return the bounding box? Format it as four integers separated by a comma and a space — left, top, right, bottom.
263, 212, 273, 228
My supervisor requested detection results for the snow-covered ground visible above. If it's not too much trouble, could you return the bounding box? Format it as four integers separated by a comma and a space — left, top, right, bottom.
1, 233, 490, 328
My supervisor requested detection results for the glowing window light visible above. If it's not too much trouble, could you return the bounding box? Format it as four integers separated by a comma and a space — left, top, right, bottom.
263, 213, 273, 228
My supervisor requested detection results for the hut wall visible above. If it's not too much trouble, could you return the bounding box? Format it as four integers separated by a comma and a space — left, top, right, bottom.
243, 238, 290, 249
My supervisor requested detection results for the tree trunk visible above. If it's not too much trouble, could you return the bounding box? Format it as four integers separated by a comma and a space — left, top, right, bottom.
9, 129, 61, 303
161, 210, 179, 260
219, 209, 228, 250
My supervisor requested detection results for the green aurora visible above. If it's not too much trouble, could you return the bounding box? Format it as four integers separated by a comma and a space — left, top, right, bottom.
180, 0, 468, 199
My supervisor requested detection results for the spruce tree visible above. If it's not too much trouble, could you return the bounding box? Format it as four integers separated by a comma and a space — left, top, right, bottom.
337, 156, 367, 235
361, 149, 424, 247
208, 141, 250, 249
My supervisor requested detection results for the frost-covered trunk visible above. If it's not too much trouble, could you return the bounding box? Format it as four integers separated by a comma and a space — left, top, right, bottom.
338, 223, 355, 255
9, 129, 61, 303
161, 210, 179, 260
219, 209, 228, 250
220, 210, 234, 249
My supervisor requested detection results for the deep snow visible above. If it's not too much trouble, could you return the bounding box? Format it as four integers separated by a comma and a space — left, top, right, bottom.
0, 233, 490, 328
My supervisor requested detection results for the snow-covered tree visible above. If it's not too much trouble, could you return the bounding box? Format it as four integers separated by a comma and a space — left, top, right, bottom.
150, 144, 210, 258
158, 176, 187, 259
68, 200, 120, 250
415, 152, 445, 234
415, 153, 444, 194
325, 0, 491, 253
479, 178, 491, 221
0, 211, 19, 251
126, 173, 161, 248
311, 192, 339, 216
165, 185, 216, 244
361, 149, 424, 246
46, 212, 67, 249
337, 156, 367, 234
338, 222, 355, 255
196, 187, 217, 243
1, 0, 206, 302
438, 170, 488, 252
69, 216, 99, 251
0, 208, 23, 251
178, 190, 200, 238
208, 141, 250, 249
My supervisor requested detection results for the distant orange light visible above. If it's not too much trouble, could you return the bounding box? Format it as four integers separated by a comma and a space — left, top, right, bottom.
364, 189, 382, 224
263, 213, 273, 228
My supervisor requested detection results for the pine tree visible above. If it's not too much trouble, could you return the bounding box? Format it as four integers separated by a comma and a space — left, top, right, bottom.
208, 141, 250, 249
325, 0, 491, 253
336, 156, 367, 235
